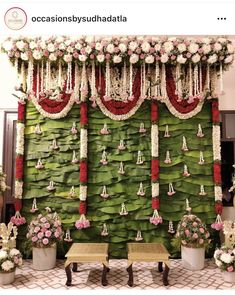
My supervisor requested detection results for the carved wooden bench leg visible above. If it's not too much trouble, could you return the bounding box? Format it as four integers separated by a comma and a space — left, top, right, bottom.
127, 264, 134, 287
158, 262, 163, 272
72, 262, 78, 272
65, 264, 72, 286
163, 264, 170, 286
102, 264, 109, 286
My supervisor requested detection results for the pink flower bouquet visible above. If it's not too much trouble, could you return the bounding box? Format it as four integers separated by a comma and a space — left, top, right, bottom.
26, 210, 63, 248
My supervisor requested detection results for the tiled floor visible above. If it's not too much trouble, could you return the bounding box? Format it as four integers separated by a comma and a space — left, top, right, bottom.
1, 259, 235, 290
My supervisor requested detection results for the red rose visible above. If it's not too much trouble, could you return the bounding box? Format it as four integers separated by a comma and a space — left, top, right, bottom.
79, 201, 87, 215
80, 102, 88, 126
212, 100, 220, 123
14, 199, 22, 212
16, 156, 24, 179
80, 160, 87, 183
152, 197, 160, 210
215, 202, 223, 215
151, 159, 159, 181
213, 163, 221, 184
151, 102, 158, 123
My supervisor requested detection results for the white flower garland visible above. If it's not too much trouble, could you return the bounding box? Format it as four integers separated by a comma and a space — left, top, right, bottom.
15, 180, 23, 199
152, 182, 159, 198
79, 185, 87, 201
80, 129, 88, 159
212, 125, 221, 161
16, 123, 25, 155
151, 124, 159, 158
214, 185, 223, 202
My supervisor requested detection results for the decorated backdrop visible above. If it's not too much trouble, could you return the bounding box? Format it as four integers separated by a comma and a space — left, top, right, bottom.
2, 36, 234, 258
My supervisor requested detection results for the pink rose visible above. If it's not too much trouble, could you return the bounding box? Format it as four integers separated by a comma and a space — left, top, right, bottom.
199, 239, 204, 244
45, 223, 50, 229
37, 232, 44, 239
182, 222, 187, 228
32, 236, 38, 242
199, 228, 205, 233
193, 222, 198, 227
185, 229, 190, 236
34, 226, 40, 233
40, 217, 47, 223
41, 227, 47, 233
186, 52, 192, 58
227, 266, 234, 272
192, 233, 198, 239
136, 48, 142, 54
171, 55, 176, 60
42, 238, 49, 245
54, 231, 60, 238
73, 52, 79, 59
45, 230, 52, 238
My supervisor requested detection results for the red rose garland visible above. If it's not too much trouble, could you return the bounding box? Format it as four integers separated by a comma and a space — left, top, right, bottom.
151, 159, 159, 181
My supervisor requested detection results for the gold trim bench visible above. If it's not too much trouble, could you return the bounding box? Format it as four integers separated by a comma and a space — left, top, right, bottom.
127, 243, 170, 286
64, 243, 109, 286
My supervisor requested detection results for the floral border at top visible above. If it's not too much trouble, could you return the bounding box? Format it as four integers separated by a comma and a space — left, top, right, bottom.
1, 36, 234, 69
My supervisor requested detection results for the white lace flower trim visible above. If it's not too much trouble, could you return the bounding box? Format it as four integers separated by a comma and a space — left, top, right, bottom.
15, 180, 23, 199
79, 185, 87, 201
151, 124, 159, 157
80, 128, 88, 159
152, 182, 159, 198
212, 125, 221, 161
16, 123, 25, 155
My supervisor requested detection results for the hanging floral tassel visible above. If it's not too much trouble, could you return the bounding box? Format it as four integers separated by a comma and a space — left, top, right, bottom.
65, 62, 73, 94
101, 223, 109, 236
47, 180, 56, 191
164, 125, 171, 138
118, 139, 126, 151
100, 149, 108, 165
140, 62, 147, 99
35, 158, 44, 170
73, 63, 81, 104
27, 59, 34, 94
71, 150, 79, 164
128, 63, 134, 101
181, 136, 189, 151
80, 62, 88, 101
100, 123, 110, 135
219, 62, 225, 95
199, 185, 207, 196
50, 139, 59, 150
206, 64, 210, 93
68, 186, 77, 198
149, 209, 162, 225
136, 151, 144, 165
188, 62, 193, 103
168, 221, 175, 234
90, 60, 97, 102
34, 124, 42, 135
104, 60, 112, 101
64, 229, 73, 242
139, 122, 146, 133
167, 183, 176, 196
118, 161, 125, 175
100, 186, 109, 199
164, 150, 171, 164
198, 151, 205, 165
183, 164, 190, 177
122, 61, 128, 101
36, 63, 40, 99
197, 124, 204, 138
154, 61, 161, 99
135, 230, 143, 241
211, 214, 223, 231
175, 64, 182, 99
10, 211, 26, 226
119, 203, 128, 216
30, 198, 38, 213
185, 198, 192, 212
75, 214, 90, 229
71, 122, 78, 135
137, 182, 145, 196
160, 64, 167, 98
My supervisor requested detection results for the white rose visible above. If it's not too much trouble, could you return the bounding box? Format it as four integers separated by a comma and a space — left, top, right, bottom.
215, 259, 222, 267
95, 42, 103, 51
214, 249, 220, 259
63, 54, 72, 63
214, 43, 222, 52
224, 55, 234, 64
113, 55, 122, 63
137, 36, 144, 42
168, 37, 177, 42
218, 38, 227, 44
188, 43, 199, 54
202, 44, 211, 54
9, 249, 20, 257
85, 36, 94, 43
16, 40, 25, 50
160, 54, 169, 63
202, 38, 211, 44
85, 46, 92, 54
80, 185, 87, 201
145, 55, 154, 64
0, 250, 8, 259
1, 260, 15, 272
192, 53, 201, 63
78, 55, 87, 62
40, 41, 47, 50
129, 41, 138, 51
163, 41, 174, 53
67, 46, 74, 53
49, 53, 57, 61
21, 53, 28, 61
220, 253, 233, 264
119, 43, 127, 53
227, 44, 234, 54
33, 50, 42, 60
177, 43, 186, 53
106, 44, 115, 53
207, 54, 218, 64
65, 39, 72, 46
141, 42, 150, 53
152, 37, 160, 42
97, 54, 105, 63
75, 43, 82, 50
55, 36, 64, 43
129, 54, 139, 64
154, 44, 161, 52
29, 41, 37, 50
47, 43, 55, 52
177, 54, 187, 64
2, 40, 13, 51
59, 43, 66, 50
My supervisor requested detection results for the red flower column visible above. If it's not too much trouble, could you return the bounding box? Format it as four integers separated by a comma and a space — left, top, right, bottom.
211, 99, 223, 217
11, 101, 26, 226
150, 101, 162, 225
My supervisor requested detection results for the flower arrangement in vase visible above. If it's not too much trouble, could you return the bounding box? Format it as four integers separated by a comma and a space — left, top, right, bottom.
214, 246, 235, 282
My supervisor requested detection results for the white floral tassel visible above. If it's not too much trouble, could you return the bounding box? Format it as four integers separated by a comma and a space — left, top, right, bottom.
27, 59, 34, 93
118, 162, 125, 175
104, 61, 111, 101
68, 186, 77, 198
198, 151, 205, 165
186, 198, 192, 212
199, 185, 207, 196
50, 139, 59, 150
141, 62, 147, 99
100, 149, 108, 165
207, 64, 210, 91
80, 62, 88, 101
199, 64, 203, 94
181, 136, 189, 151
135, 230, 143, 241
101, 223, 109, 236
129, 63, 134, 100
66, 62, 72, 94
100, 186, 109, 199
35, 158, 44, 170
119, 203, 128, 216
155, 61, 160, 99
123, 61, 128, 101
100, 123, 110, 135
193, 64, 199, 97
161, 64, 167, 98
175, 64, 182, 99
150, 209, 163, 225
220, 62, 224, 95
183, 164, 190, 177
40, 61, 44, 94
197, 124, 204, 138
45, 60, 51, 91
164, 125, 171, 138
47, 180, 55, 191
58, 60, 62, 89
168, 221, 175, 234
164, 150, 171, 164
71, 122, 78, 135
137, 182, 145, 196
64, 229, 73, 242
74, 63, 80, 103
90, 60, 97, 101
34, 124, 42, 135
118, 140, 126, 151
189, 63, 193, 98
139, 122, 146, 133
30, 198, 38, 213
167, 183, 176, 196
136, 151, 144, 165
20, 62, 26, 93
36, 63, 40, 99
71, 150, 79, 164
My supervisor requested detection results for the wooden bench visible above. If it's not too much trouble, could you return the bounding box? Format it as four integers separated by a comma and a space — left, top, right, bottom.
64, 243, 109, 286
127, 243, 170, 286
